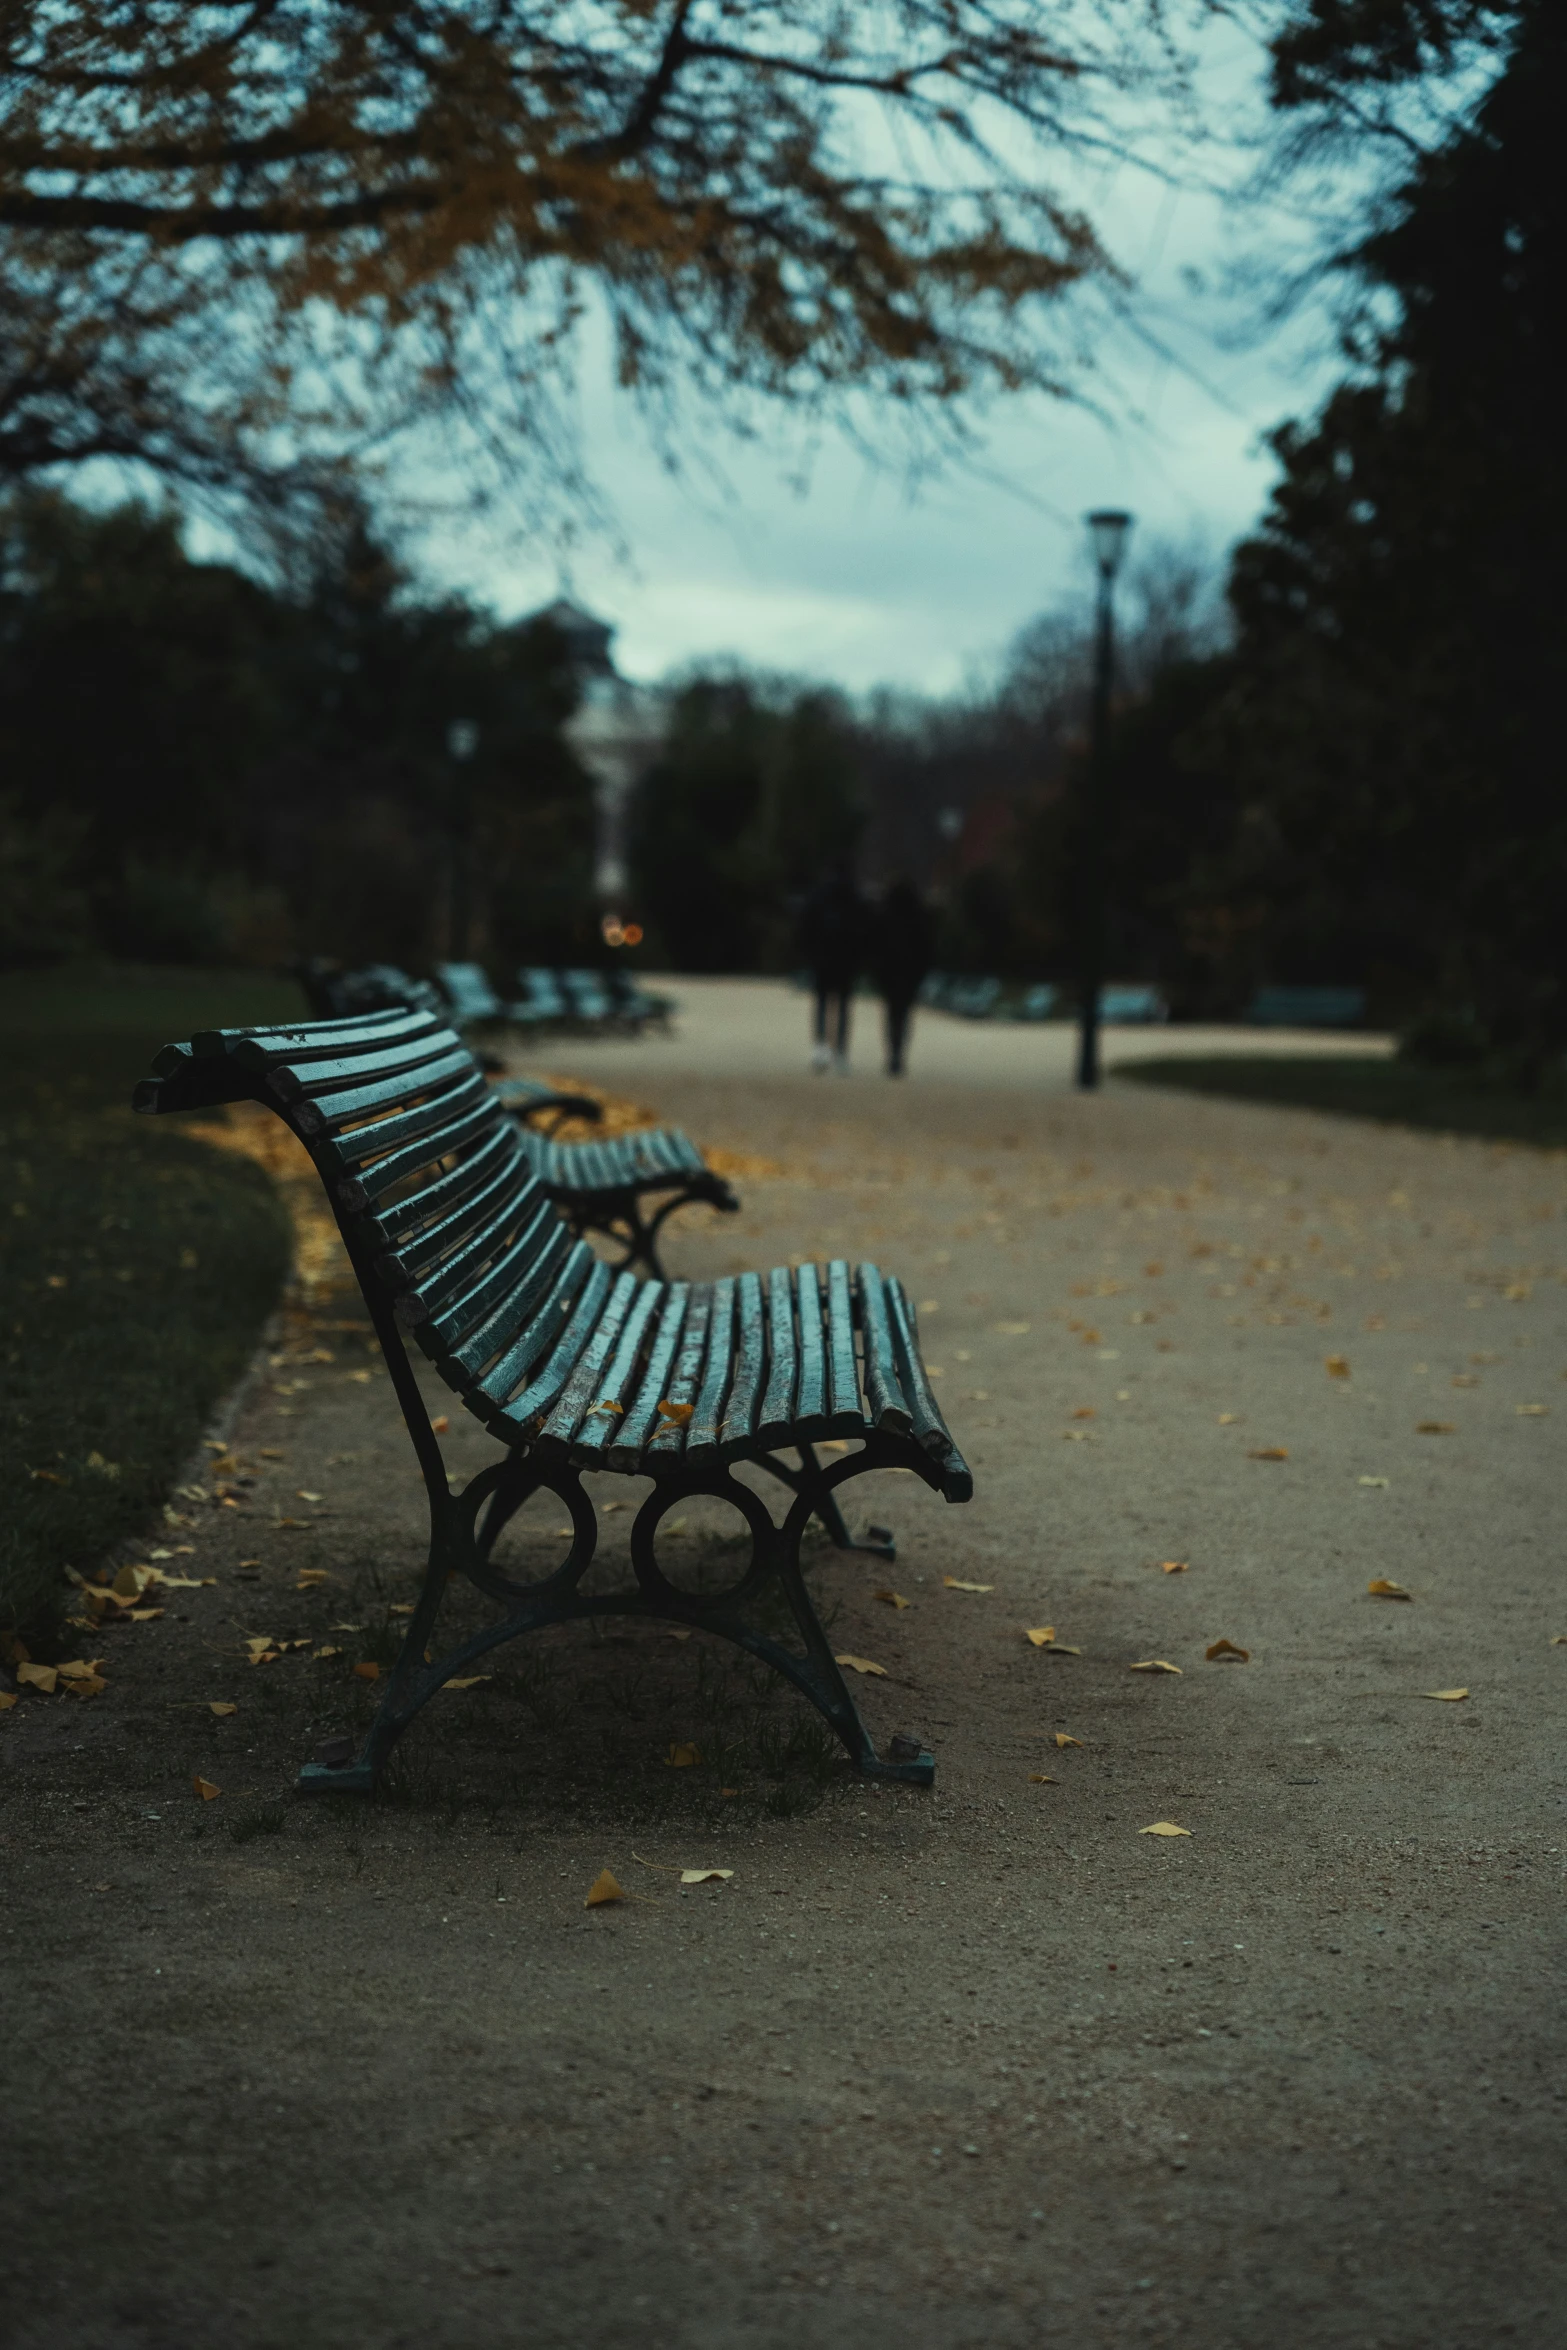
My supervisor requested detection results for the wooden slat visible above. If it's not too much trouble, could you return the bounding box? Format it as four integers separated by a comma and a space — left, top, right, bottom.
496, 1257, 615, 1431
262, 1029, 464, 1104
716, 1272, 767, 1456
190, 1009, 437, 1066
608, 1286, 689, 1465
380, 1157, 539, 1290
685, 1277, 736, 1458
308, 1045, 476, 1129
421, 1197, 579, 1351
569, 1280, 665, 1464
469, 1239, 599, 1411
883, 1277, 955, 1459
648, 1285, 712, 1457
855, 1263, 912, 1433
791, 1263, 829, 1439
825, 1258, 863, 1428
372, 1124, 522, 1252
446, 1211, 576, 1378
539, 1272, 642, 1448
755, 1265, 798, 1445
328, 1069, 493, 1181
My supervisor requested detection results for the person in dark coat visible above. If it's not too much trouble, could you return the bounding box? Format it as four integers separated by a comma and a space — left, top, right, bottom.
796, 860, 867, 1074
872, 878, 937, 1076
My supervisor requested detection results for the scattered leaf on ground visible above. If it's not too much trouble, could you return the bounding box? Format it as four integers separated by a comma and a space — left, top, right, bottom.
1025, 1626, 1056, 1647
943, 1577, 994, 1593
1217, 1413, 1238, 1424
445, 1675, 492, 1691
1368, 1579, 1413, 1601
872, 1588, 910, 1609
584, 1870, 624, 1908
388, 1602, 415, 1616
665, 1741, 701, 1766
1206, 1639, 1250, 1662
1130, 1659, 1182, 1674
1161, 1561, 1189, 1574
430, 1416, 449, 1434
1071, 1406, 1096, 1420
1028, 1774, 1057, 1784
1054, 1733, 1085, 1749
680, 1869, 734, 1885
208, 1701, 237, 1717
1420, 1688, 1469, 1701
313, 1646, 340, 1660
1417, 1422, 1456, 1435
0, 1691, 17, 1711
352, 1661, 381, 1682
1325, 1356, 1350, 1379
1139, 1821, 1191, 1837
1248, 1447, 1290, 1461
1359, 1475, 1390, 1488
994, 1321, 1031, 1335
586, 1399, 625, 1415
835, 1654, 887, 1677
1551, 1635, 1567, 1646
1517, 1404, 1548, 1416
192, 1776, 220, 1801
296, 1569, 328, 1590
17, 1662, 58, 1693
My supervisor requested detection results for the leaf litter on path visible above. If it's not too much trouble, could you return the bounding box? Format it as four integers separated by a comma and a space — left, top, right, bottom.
1205, 1639, 1249, 1662
1140, 1821, 1191, 1837
1130, 1659, 1182, 1674
836, 1655, 887, 1677
1368, 1579, 1413, 1601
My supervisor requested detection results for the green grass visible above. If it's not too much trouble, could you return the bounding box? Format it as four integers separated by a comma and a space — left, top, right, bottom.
0, 962, 301, 1650
1114, 1053, 1567, 1151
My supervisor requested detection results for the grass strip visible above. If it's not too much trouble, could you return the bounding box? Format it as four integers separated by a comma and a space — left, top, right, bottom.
1115, 1054, 1567, 1151
1, 965, 300, 1649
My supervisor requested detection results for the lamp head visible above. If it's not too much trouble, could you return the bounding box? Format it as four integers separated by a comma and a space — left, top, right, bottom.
1086, 510, 1134, 580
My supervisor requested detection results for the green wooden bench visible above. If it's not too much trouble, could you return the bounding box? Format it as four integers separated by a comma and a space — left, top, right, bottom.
133, 1008, 969, 1792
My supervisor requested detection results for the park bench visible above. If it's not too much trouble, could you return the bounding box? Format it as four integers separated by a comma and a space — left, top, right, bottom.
295, 967, 718, 1271
133, 1007, 969, 1793
1245, 985, 1366, 1028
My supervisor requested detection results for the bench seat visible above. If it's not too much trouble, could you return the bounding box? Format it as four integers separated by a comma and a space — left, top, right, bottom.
134, 1006, 969, 1795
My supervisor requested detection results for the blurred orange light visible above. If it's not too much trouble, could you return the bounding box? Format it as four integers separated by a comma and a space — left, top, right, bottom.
621, 922, 644, 947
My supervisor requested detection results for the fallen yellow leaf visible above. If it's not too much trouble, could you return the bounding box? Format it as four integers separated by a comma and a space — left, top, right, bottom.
1325, 1355, 1350, 1378
54, 1657, 104, 1680
584, 1870, 624, 1908
1161, 1561, 1189, 1574
1420, 1688, 1469, 1702
352, 1661, 381, 1682
1416, 1421, 1455, 1436
1206, 1639, 1250, 1662
1130, 1660, 1182, 1674
1217, 1412, 1238, 1424
61, 1673, 107, 1698
192, 1776, 221, 1801
994, 1321, 1031, 1335
296, 1490, 323, 1503
1028, 1774, 1057, 1784
1359, 1475, 1390, 1487
313, 1645, 341, 1660
445, 1675, 492, 1691
388, 1603, 415, 1616
125, 1607, 165, 1622
680, 1868, 734, 1885
1139, 1821, 1191, 1837
1025, 1626, 1055, 1646
1517, 1404, 1548, 1416
0, 1691, 17, 1711
16, 1661, 58, 1693
1248, 1447, 1289, 1461
1368, 1578, 1412, 1601
943, 1577, 994, 1593
872, 1588, 910, 1609
1054, 1733, 1085, 1749
1071, 1406, 1097, 1420
835, 1654, 887, 1677
208, 1701, 237, 1717
1551, 1635, 1567, 1646
665, 1741, 701, 1766
586, 1398, 625, 1414
430, 1416, 449, 1434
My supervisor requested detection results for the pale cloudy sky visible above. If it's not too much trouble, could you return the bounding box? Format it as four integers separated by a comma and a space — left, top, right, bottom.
418, 18, 1342, 695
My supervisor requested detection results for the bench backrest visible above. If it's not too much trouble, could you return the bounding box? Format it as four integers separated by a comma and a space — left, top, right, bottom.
135, 1010, 600, 1439
435, 961, 504, 1022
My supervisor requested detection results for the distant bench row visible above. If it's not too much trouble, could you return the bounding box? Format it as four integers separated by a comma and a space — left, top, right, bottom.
298, 959, 674, 1036
919, 976, 1368, 1028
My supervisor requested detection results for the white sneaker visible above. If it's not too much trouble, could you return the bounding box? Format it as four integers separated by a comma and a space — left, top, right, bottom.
811, 1043, 831, 1073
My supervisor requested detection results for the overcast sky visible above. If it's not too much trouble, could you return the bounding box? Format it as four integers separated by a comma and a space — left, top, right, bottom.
416, 18, 1342, 696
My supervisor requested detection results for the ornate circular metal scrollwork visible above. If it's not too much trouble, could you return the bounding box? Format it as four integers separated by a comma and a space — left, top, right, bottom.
629, 1474, 779, 1612
459, 1456, 596, 1602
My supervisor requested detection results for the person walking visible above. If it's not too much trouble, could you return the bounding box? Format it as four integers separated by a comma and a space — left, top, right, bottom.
873, 877, 937, 1077
797, 859, 866, 1074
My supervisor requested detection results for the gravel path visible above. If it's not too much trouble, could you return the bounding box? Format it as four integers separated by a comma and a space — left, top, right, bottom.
3, 988, 1562, 2350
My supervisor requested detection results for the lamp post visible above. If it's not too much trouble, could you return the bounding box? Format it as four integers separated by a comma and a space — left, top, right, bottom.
1075, 509, 1133, 1091
446, 717, 479, 960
